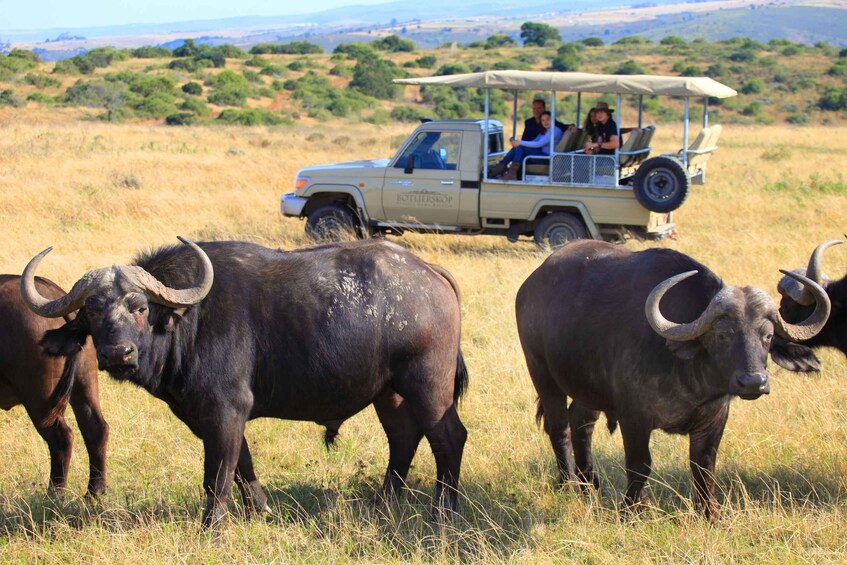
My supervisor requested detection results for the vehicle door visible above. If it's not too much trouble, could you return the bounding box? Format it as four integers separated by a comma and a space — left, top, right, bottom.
382, 130, 462, 226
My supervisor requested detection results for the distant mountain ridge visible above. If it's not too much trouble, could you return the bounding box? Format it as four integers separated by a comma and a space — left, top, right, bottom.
3, 0, 846, 61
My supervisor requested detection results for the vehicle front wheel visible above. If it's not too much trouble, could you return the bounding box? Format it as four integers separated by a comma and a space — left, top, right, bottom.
533, 212, 588, 250
632, 156, 691, 213
305, 204, 360, 243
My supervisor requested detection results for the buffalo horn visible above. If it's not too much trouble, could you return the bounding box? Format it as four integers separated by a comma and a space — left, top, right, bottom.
773, 269, 831, 341
778, 239, 842, 306
645, 270, 734, 342
117, 237, 214, 308
20, 237, 214, 318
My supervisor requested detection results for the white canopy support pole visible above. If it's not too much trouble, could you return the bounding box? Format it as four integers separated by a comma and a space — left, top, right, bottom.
683, 97, 690, 169
484, 89, 491, 180
703, 97, 709, 128
576, 92, 582, 127
511, 91, 518, 139
615, 94, 621, 184
638, 95, 644, 128
550, 90, 556, 157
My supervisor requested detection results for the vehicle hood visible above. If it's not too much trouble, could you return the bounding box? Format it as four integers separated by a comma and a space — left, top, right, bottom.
299, 159, 391, 175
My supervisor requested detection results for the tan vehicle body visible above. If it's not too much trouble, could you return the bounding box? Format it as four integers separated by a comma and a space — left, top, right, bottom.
282, 120, 672, 244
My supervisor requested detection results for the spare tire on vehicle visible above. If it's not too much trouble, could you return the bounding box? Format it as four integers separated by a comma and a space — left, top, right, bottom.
632, 156, 691, 213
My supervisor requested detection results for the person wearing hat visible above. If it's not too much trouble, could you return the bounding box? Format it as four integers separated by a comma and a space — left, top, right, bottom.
584, 102, 619, 155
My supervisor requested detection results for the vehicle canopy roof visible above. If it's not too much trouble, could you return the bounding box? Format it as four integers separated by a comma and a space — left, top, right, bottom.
395, 70, 737, 99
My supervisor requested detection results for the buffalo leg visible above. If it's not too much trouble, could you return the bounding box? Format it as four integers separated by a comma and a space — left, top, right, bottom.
33, 415, 73, 493
234, 436, 270, 518
525, 358, 576, 487
422, 403, 467, 514
620, 421, 652, 509
69, 380, 109, 497
689, 405, 729, 519
200, 415, 245, 528
373, 390, 424, 498
568, 401, 601, 492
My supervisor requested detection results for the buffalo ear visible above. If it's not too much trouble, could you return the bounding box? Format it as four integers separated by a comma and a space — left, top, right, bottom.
665, 339, 701, 360
770, 336, 821, 373
151, 307, 186, 333
40, 316, 89, 357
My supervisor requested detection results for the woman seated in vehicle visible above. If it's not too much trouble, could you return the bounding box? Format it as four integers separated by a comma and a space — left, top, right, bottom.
490, 111, 564, 181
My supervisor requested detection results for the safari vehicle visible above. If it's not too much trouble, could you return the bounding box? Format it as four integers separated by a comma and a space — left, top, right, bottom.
281, 70, 736, 247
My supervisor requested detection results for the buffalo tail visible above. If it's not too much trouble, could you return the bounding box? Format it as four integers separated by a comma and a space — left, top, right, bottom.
40, 354, 77, 427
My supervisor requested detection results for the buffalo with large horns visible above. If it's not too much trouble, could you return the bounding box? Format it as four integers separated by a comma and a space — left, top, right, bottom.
0, 275, 108, 496
776, 235, 846, 369
21, 238, 468, 527
516, 240, 830, 516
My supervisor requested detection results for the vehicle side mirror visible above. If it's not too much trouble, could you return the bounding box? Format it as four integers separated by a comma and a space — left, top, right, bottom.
404, 154, 415, 174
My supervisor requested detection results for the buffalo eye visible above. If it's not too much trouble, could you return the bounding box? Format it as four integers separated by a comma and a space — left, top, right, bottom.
85, 295, 106, 312
715, 330, 734, 345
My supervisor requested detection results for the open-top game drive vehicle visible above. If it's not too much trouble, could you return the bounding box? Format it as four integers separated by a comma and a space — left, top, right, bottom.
282, 70, 736, 248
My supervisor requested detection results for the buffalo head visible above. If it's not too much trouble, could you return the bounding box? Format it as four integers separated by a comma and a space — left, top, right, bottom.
21, 237, 213, 379
775, 236, 845, 365
646, 269, 830, 400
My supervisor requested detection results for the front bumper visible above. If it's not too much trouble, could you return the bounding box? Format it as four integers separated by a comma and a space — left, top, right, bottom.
280, 193, 307, 217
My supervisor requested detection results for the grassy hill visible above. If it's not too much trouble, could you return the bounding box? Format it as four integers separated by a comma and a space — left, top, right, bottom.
1, 34, 847, 131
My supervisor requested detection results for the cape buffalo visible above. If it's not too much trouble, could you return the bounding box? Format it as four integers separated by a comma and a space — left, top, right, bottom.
516, 240, 830, 516
20, 238, 467, 527
776, 236, 846, 368
0, 275, 108, 496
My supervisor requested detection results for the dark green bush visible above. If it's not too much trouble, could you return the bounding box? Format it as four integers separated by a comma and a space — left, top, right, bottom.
179, 96, 211, 116
819, 88, 847, 111
580, 37, 604, 47
520, 22, 561, 47
613, 60, 646, 75
372, 35, 415, 52
484, 34, 515, 49
131, 46, 172, 58
415, 55, 437, 68
435, 62, 470, 76
740, 78, 765, 94
217, 108, 289, 125
391, 105, 427, 122
182, 81, 202, 95
0, 89, 24, 107
165, 112, 195, 125
23, 73, 61, 88
549, 43, 580, 72
351, 55, 404, 99
250, 41, 323, 55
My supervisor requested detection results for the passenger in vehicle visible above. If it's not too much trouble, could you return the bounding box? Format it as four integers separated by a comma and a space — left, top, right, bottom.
522, 99, 569, 142
493, 111, 564, 181
582, 108, 599, 141
584, 103, 619, 155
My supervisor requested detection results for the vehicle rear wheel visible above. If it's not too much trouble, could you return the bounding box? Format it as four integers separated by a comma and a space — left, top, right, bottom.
633, 156, 691, 213
533, 212, 588, 250
305, 204, 360, 243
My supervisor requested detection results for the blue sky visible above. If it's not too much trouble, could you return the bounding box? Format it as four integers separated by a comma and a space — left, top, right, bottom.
1, 0, 392, 30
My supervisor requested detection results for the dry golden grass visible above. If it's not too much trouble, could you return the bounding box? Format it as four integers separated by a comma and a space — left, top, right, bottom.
0, 117, 845, 562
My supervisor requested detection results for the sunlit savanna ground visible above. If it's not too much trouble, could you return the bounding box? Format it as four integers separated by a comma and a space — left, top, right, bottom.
0, 113, 845, 562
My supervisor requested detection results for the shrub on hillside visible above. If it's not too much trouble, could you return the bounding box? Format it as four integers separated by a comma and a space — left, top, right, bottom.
391, 105, 427, 122
350, 54, 404, 99
131, 46, 172, 58
485, 34, 516, 49
179, 96, 211, 116
372, 35, 415, 52
0, 89, 24, 107
62, 79, 128, 109
250, 41, 322, 55
612, 60, 645, 75
819, 88, 847, 111
414, 55, 437, 68
520, 22, 561, 47
580, 37, 604, 47
23, 73, 61, 89
435, 62, 470, 76
165, 112, 195, 125
333, 42, 377, 60
217, 108, 289, 125
182, 81, 202, 95
613, 36, 650, 45
549, 43, 581, 72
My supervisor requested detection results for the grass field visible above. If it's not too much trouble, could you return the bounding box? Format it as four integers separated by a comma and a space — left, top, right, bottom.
0, 116, 845, 562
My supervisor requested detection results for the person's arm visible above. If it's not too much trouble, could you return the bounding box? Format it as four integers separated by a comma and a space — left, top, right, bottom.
520, 129, 552, 148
